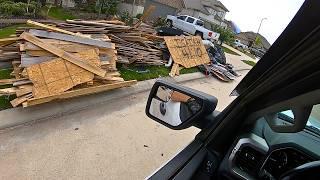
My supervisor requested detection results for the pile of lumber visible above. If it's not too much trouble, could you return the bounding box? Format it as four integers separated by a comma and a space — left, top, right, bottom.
14, 19, 166, 66
54, 20, 166, 66
0, 21, 137, 108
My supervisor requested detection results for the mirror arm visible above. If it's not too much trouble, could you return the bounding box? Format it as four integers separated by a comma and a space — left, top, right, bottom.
194, 110, 221, 129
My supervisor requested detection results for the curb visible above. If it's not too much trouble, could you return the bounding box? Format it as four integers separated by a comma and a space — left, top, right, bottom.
0, 72, 207, 130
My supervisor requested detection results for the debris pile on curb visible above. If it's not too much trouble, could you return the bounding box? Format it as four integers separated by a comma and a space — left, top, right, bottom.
0, 20, 138, 108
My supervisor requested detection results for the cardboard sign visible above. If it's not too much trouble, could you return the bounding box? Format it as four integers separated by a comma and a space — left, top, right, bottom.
164, 36, 210, 68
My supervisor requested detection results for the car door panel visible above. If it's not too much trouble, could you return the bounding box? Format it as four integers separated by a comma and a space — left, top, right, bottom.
147, 139, 203, 180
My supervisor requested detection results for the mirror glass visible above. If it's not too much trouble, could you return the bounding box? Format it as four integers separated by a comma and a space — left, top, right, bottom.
149, 86, 203, 126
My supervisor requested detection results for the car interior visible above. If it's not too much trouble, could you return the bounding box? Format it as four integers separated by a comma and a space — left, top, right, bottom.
145, 0, 320, 179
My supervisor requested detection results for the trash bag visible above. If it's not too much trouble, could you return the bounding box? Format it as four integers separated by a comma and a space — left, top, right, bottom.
207, 45, 226, 65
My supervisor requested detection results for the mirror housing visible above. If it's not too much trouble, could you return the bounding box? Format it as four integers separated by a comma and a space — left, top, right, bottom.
265, 106, 312, 133
145, 80, 218, 130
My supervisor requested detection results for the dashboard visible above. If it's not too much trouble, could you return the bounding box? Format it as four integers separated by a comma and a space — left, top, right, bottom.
219, 118, 320, 180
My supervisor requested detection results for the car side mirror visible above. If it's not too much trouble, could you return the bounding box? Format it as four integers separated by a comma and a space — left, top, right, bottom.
145, 80, 218, 130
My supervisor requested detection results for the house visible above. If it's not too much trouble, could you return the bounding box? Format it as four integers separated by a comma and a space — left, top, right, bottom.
235, 31, 271, 51
180, 0, 229, 29
144, 0, 185, 20
143, 0, 229, 30
118, 0, 146, 16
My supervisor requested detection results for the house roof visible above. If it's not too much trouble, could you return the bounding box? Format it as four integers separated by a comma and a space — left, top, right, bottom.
236, 31, 271, 49
183, 0, 210, 14
152, 0, 185, 9
201, 0, 229, 12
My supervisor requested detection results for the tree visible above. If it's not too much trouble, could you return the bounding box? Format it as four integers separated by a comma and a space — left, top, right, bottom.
254, 36, 262, 47
212, 25, 235, 45
95, 0, 120, 17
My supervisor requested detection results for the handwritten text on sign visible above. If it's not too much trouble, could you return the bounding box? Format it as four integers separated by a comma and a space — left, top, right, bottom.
164, 36, 210, 68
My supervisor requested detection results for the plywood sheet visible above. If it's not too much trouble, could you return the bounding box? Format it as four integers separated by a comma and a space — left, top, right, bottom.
164, 36, 210, 68
27, 49, 100, 98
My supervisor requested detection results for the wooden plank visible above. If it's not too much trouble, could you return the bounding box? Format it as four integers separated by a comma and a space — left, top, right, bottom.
10, 93, 32, 107
20, 32, 106, 77
21, 54, 56, 67
28, 29, 115, 49
0, 37, 21, 47
169, 63, 179, 77
13, 80, 32, 86
0, 78, 17, 85
0, 87, 18, 95
66, 20, 130, 29
16, 86, 33, 97
27, 20, 89, 38
25, 80, 137, 107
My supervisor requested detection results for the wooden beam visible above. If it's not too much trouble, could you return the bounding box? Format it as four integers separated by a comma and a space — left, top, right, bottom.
169, 63, 179, 77
0, 87, 18, 95
20, 32, 106, 77
16, 86, 33, 97
25, 80, 137, 107
0, 37, 21, 47
27, 20, 89, 38
0, 78, 16, 85
10, 93, 32, 107
28, 29, 115, 49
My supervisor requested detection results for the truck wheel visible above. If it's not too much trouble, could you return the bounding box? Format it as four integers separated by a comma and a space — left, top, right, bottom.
166, 20, 173, 27
195, 32, 204, 39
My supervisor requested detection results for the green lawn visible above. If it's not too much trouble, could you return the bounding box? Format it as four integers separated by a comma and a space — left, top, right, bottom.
242, 60, 256, 67
0, 69, 13, 110
45, 7, 75, 20
222, 46, 241, 56
118, 65, 199, 81
0, 25, 21, 38
0, 68, 12, 80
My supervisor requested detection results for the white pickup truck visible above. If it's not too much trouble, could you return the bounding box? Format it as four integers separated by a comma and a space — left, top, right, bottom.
166, 15, 220, 41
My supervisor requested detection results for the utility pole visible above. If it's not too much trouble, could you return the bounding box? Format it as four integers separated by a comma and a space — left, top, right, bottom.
253, 17, 267, 48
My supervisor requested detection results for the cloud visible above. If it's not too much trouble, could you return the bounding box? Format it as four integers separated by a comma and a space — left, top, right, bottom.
220, 0, 304, 44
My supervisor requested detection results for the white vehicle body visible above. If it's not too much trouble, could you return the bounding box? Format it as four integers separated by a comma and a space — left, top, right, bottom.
166, 15, 220, 41
234, 39, 248, 49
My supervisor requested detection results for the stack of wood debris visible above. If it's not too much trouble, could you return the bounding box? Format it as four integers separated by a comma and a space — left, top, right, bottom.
57, 20, 166, 66
14, 19, 166, 66
0, 20, 137, 108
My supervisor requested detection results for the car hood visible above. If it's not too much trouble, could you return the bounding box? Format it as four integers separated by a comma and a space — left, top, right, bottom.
232, 0, 320, 98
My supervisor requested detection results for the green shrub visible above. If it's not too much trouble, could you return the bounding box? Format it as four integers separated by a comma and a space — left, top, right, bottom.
136, 13, 143, 19
152, 17, 166, 27
0, 2, 14, 15
0, 1, 29, 16
120, 10, 133, 25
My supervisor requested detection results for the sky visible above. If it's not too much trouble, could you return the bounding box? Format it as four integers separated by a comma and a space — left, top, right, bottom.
220, 0, 304, 44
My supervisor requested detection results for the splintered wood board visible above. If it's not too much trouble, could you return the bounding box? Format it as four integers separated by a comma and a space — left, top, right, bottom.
24, 80, 137, 107
27, 49, 100, 98
20, 32, 106, 77
27, 20, 89, 38
28, 29, 115, 49
164, 36, 210, 68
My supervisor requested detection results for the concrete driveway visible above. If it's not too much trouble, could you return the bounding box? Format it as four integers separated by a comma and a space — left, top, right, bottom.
0, 53, 251, 180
